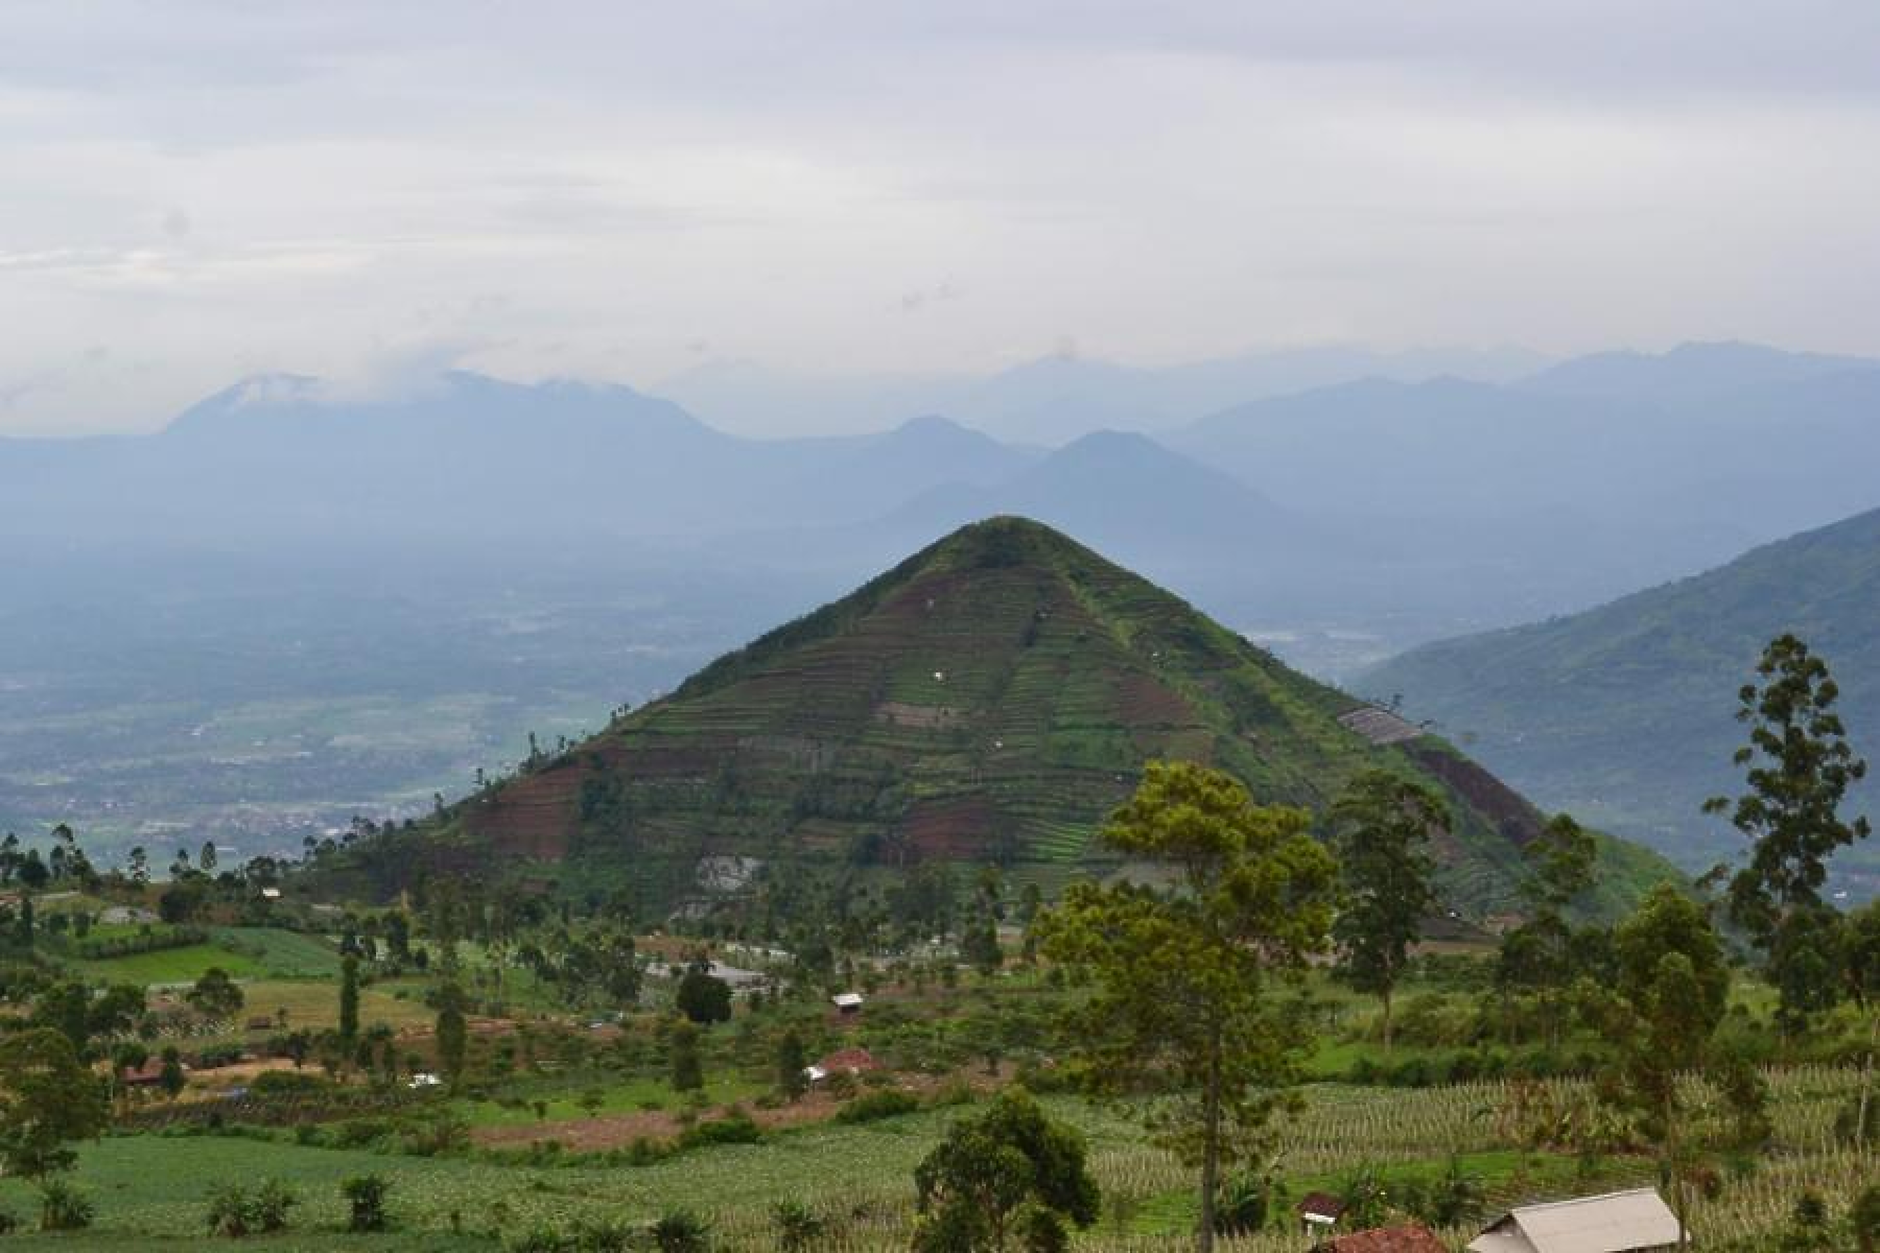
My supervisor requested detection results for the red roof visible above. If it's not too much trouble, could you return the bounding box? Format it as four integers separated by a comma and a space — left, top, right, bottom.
1314, 1224, 1447, 1253
814, 1047, 879, 1073
1297, 1191, 1348, 1219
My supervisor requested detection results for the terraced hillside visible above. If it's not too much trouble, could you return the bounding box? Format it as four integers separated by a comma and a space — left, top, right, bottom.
363, 518, 1670, 915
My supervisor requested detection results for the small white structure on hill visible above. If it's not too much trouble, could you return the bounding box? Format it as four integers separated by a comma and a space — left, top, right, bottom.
831, 991, 864, 1015
1467, 1188, 1681, 1253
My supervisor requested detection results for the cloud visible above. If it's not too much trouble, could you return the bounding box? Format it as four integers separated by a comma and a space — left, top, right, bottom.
2, 3, 1880, 433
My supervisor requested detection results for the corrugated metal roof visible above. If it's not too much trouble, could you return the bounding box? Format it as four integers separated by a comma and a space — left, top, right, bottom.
1467, 1188, 1681, 1253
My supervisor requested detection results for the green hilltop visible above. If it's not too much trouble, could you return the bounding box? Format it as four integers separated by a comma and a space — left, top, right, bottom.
345, 517, 1673, 915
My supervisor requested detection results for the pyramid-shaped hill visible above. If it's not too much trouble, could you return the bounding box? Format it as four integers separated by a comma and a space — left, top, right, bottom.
391, 518, 1671, 915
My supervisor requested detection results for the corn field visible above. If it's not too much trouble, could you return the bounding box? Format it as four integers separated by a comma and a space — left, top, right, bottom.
670, 1066, 1870, 1251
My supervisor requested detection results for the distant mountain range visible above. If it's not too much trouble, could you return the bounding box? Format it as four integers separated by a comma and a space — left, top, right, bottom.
1362, 504, 1880, 902
5, 339, 1880, 872
657, 344, 1554, 442
321, 518, 1675, 917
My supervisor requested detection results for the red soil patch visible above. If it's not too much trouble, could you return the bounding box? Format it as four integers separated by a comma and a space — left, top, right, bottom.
898, 795, 998, 861
1404, 744, 1544, 848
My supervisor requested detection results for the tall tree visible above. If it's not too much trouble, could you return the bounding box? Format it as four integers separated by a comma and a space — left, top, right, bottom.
1036, 761, 1337, 1252
434, 983, 468, 1085
1591, 884, 1743, 1250
1705, 634, 1871, 1033
0, 1029, 109, 1181
668, 1019, 705, 1092
1329, 771, 1446, 1053
1844, 900, 1880, 1148
775, 1029, 809, 1102
338, 956, 360, 1046
1496, 813, 1598, 1047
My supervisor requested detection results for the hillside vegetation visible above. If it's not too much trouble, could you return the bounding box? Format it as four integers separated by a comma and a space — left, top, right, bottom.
336, 518, 1673, 917
1364, 506, 1880, 898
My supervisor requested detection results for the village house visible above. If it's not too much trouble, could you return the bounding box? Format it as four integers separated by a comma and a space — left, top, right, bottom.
830, 991, 864, 1015
1468, 1188, 1682, 1253
1295, 1191, 1348, 1238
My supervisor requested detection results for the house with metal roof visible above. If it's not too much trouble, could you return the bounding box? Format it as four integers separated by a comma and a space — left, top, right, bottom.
1467, 1187, 1681, 1253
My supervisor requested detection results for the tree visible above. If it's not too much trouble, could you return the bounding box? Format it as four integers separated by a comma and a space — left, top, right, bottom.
1592, 884, 1738, 1249
912, 1088, 1099, 1252
775, 1028, 809, 1101
1035, 761, 1338, 1252
186, 967, 245, 1020
1843, 900, 1880, 1148
157, 1047, 186, 1100
434, 984, 468, 1085
669, 1019, 704, 1092
0, 1029, 108, 1181
674, 966, 732, 1025
1329, 770, 1445, 1053
338, 956, 360, 1045
340, 1174, 389, 1233
1496, 813, 1598, 1047
1706, 634, 1871, 1032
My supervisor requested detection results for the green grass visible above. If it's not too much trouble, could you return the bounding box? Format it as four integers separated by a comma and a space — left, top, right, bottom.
210, 928, 345, 978
70, 943, 275, 985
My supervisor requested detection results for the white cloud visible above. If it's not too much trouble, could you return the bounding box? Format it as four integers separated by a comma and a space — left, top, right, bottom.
3, 2, 1879, 432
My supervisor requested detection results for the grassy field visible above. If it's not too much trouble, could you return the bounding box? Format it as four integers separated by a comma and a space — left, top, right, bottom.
71, 942, 277, 985
68, 927, 344, 986
242, 979, 437, 1034
1, 1067, 1865, 1250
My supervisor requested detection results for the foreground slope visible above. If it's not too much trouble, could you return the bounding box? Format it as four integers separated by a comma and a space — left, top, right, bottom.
1363, 506, 1880, 898
344, 518, 1670, 914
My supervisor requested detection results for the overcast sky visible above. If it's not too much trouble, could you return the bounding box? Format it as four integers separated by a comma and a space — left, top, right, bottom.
4, 1, 1880, 434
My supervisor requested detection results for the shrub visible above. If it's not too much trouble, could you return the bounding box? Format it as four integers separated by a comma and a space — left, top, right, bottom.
772, 1200, 826, 1252
341, 1174, 389, 1233
205, 1179, 296, 1238
250, 1070, 329, 1098
834, 1089, 921, 1124
651, 1210, 710, 1253
37, 1180, 93, 1231
678, 1113, 762, 1149
0, 1208, 17, 1235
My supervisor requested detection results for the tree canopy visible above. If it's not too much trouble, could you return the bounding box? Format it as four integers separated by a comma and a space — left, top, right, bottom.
1035, 760, 1337, 1251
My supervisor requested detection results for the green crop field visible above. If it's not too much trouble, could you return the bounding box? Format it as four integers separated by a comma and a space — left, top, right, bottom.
3, 1067, 1865, 1250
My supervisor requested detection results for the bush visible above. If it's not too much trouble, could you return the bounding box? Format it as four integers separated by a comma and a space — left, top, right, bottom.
341, 1174, 390, 1233
205, 1178, 296, 1237
651, 1210, 710, 1253
194, 1043, 246, 1069
834, 1089, 921, 1124
507, 1217, 636, 1252
678, 1113, 762, 1149
772, 1200, 826, 1253
0, 1207, 17, 1235
37, 1180, 93, 1231
250, 1070, 329, 1098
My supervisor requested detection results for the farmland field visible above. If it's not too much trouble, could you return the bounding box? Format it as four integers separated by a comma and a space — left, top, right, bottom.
4, 1068, 1866, 1249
